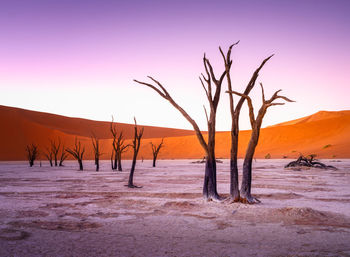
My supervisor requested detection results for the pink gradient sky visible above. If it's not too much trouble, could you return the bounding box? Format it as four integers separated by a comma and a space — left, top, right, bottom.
1, 0, 349, 130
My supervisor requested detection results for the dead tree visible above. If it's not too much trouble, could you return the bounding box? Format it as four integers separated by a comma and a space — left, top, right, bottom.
26, 143, 39, 167
127, 117, 144, 188
91, 134, 102, 171
50, 139, 61, 166
117, 140, 129, 171
110, 117, 119, 170
285, 155, 337, 170
110, 117, 129, 171
227, 83, 294, 203
59, 144, 68, 166
44, 147, 53, 167
150, 138, 164, 167
66, 138, 85, 171
220, 42, 273, 202
134, 50, 226, 201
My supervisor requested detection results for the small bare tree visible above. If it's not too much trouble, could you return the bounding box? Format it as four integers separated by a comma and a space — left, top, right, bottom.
26, 143, 39, 167
135, 50, 226, 201
44, 147, 53, 167
91, 133, 102, 171
110, 117, 129, 171
66, 138, 85, 171
117, 137, 129, 171
127, 117, 144, 188
150, 138, 164, 167
50, 139, 61, 166
110, 117, 119, 170
220, 41, 273, 201
59, 144, 68, 166
227, 83, 294, 203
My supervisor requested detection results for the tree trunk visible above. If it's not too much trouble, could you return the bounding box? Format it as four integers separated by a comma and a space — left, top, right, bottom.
240, 129, 259, 203
96, 159, 99, 171
240, 157, 253, 202
128, 154, 137, 187
152, 152, 158, 167
203, 155, 220, 200
49, 160, 53, 167
110, 152, 114, 169
78, 160, 83, 171
54, 158, 58, 166
230, 118, 240, 201
114, 153, 118, 170
117, 152, 122, 171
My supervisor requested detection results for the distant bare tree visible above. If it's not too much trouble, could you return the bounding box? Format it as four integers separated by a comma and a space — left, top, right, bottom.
134, 49, 226, 201
117, 136, 129, 171
150, 138, 164, 167
26, 143, 39, 167
50, 139, 61, 166
66, 138, 85, 171
59, 144, 68, 166
91, 133, 102, 171
110, 117, 119, 170
220, 41, 273, 202
110, 117, 129, 171
227, 83, 294, 203
127, 117, 144, 188
44, 147, 53, 167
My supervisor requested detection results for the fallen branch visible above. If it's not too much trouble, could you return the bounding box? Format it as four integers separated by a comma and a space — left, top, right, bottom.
285, 155, 337, 170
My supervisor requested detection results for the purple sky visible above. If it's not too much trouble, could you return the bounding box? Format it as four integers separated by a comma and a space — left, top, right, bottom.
1, 0, 349, 130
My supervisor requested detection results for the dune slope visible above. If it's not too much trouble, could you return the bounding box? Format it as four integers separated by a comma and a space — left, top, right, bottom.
0, 105, 349, 160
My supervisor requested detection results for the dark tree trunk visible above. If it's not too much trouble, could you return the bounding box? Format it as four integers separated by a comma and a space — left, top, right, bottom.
152, 151, 159, 167
54, 158, 58, 166
110, 152, 114, 170
127, 118, 144, 188
128, 154, 137, 187
49, 160, 53, 167
240, 139, 257, 203
114, 154, 118, 170
203, 155, 219, 200
78, 160, 83, 171
230, 118, 240, 201
95, 158, 99, 171
117, 152, 122, 171
29, 160, 34, 167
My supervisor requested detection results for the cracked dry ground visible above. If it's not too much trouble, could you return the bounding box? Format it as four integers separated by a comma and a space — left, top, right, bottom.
0, 159, 350, 257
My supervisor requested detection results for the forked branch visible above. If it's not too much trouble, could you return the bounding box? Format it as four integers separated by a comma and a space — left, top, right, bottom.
134, 77, 208, 154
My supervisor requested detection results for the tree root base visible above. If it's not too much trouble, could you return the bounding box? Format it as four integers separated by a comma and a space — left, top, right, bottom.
239, 196, 261, 204
125, 184, 143, 188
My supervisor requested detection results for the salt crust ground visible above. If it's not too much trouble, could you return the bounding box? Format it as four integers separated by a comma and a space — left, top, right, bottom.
0, 159, 350, 257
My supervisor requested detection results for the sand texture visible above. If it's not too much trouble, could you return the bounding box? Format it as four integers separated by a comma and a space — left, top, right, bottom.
0, 159, 349, 256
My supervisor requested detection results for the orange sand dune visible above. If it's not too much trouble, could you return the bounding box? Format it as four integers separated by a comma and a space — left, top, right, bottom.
0, 105, 194, 160
1, 105, 349, 161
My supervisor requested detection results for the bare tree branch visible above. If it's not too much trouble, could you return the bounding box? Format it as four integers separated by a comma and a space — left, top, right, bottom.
134, 78, 209, 154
